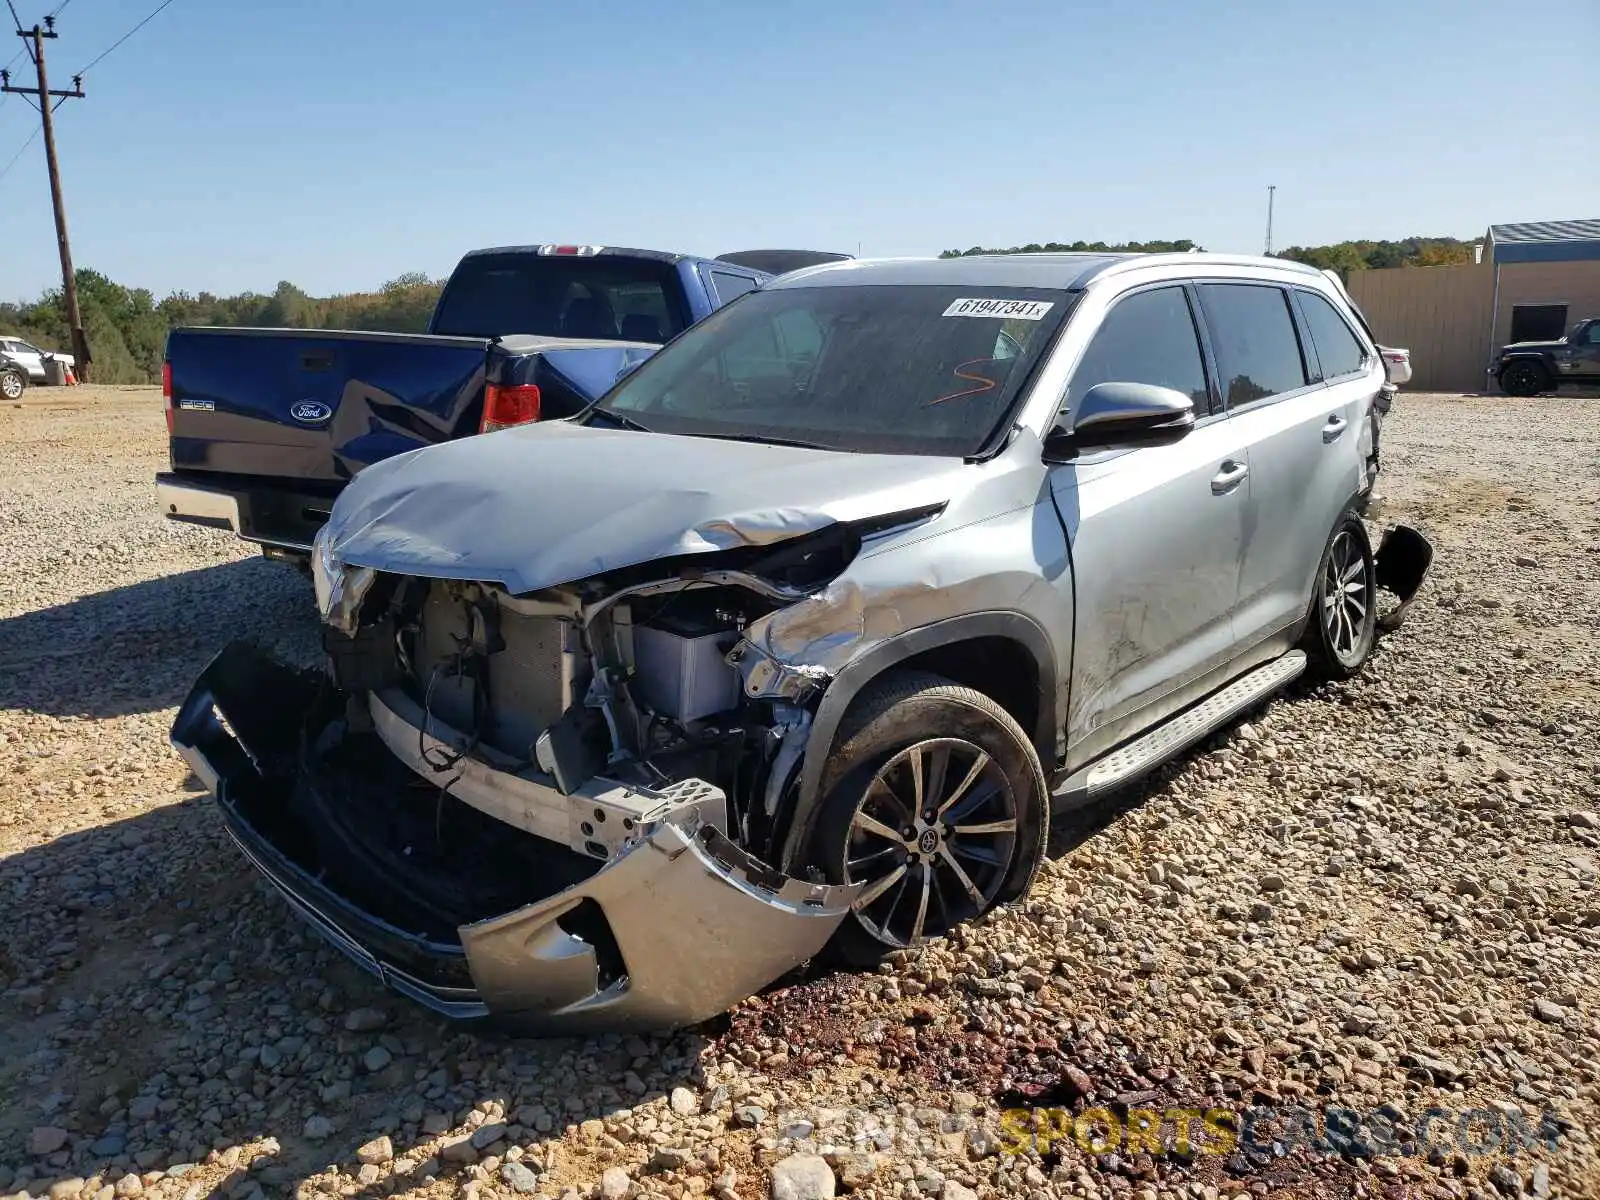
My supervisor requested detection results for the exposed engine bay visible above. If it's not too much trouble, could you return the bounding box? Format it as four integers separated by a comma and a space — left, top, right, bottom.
315, 517, 880, 871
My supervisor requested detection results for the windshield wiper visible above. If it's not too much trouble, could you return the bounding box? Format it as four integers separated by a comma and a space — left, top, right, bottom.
582, 407, 653, 433
691, 431, 833, 450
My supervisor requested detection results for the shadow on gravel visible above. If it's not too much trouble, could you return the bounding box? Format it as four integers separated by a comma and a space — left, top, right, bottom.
1042, 631, 1416, 862
0, 797, 716, 1199
0, 558, 316, 720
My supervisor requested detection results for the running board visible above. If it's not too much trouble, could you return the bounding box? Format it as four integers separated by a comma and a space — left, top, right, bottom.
1054, 650, 1307, 807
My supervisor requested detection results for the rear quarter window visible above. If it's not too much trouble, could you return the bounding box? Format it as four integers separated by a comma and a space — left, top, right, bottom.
710, 271, 759, 304
1297, 290, 1368, 379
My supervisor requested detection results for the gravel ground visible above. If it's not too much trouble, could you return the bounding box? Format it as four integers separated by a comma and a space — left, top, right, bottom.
1, 384, 1598, 1200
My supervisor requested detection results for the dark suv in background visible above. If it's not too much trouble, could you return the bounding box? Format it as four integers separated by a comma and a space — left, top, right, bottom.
1493, 316, 1600, 395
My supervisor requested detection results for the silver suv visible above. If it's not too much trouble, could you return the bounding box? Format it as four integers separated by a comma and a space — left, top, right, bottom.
174, 252, 1432, 1032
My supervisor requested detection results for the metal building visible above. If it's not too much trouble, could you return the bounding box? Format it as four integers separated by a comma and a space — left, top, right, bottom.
1346, 218, 1600, 392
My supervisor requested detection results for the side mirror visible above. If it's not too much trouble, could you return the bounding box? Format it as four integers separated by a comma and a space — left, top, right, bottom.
1047, 381, 1197, 455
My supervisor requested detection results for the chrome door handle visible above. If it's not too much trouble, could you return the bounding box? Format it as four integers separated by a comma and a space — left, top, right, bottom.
1210, 460, 1249, 494
1323, 414, 1348, 442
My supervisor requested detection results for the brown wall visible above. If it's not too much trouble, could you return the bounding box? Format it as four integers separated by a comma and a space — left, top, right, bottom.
1490, 261, 1600, 350
1346, 257, 1600, 393
1346, 262, 1492, 392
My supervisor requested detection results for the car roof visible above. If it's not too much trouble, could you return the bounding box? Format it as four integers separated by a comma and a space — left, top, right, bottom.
766, 251, 1327, 292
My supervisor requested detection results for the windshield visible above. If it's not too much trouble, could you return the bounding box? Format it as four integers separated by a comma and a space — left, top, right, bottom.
431, 255, 688, 342
592, 283, 1071, 456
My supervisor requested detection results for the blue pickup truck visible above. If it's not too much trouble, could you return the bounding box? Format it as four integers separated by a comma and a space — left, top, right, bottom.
156, 244, 847, 562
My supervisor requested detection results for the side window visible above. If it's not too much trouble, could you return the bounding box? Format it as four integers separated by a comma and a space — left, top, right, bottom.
669, 314, 785, 408
1297, 291, 1368, 379
1063, 286, 1210, 417
1199, 284, 1309, 407
711, 271, 758, 305
773, 308, 824, 361
1580, 322, 1600, 346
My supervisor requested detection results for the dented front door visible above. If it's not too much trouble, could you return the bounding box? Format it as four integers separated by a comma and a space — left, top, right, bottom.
1043, 282, 1247, 768
1048, 420, 1249, 769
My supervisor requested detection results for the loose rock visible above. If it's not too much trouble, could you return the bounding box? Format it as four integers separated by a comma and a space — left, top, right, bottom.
770, 1154, 836, 1200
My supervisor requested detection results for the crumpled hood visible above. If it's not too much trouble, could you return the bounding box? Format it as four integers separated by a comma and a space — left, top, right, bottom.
323, 420, 968, 594
1500, 338, 1566, 354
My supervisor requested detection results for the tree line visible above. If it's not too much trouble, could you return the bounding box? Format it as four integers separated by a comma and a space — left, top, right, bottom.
943, 236, 1477, 271
0, 271, 445, 385
941, 240, 1202, 257
5, 235, 1478, 385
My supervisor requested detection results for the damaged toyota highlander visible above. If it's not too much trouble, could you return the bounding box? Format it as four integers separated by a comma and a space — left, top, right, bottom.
173, 252, 1432, 1032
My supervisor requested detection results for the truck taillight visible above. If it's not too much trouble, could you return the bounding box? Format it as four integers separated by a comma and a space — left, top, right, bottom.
162, 361, 174, 435
481, 383, 542, 433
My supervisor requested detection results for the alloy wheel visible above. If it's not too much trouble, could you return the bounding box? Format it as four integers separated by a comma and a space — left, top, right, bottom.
1321, 529, 1371, 664
0, 371, 21, 400
1503, 362, 1543, 397
843, 737, 1018, 948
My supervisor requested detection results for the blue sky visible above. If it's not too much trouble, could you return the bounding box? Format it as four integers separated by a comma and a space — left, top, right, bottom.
2, 0, 1595, 301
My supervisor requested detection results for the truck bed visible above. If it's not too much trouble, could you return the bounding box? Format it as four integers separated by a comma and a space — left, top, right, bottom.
166, 326, 493, 484
160, 326, 655, 553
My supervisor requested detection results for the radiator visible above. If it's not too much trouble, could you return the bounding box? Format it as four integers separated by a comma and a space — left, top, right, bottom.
412, 586, 570, 760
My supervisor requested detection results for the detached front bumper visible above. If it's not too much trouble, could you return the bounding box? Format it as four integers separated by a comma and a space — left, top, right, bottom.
171, 641, 856, 1033
1373, 523, 1433, 632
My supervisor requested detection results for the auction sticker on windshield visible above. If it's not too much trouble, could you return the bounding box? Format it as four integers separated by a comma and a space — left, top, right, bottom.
942, 297, 1055, 320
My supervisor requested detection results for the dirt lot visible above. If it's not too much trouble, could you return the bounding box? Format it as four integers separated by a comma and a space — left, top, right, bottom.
1, 385, 1598, 1200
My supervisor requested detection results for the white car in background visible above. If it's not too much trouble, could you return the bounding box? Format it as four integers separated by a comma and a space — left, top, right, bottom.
0, 336, 75, 382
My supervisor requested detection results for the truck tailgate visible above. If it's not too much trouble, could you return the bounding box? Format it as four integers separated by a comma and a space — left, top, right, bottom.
167, 327, 491, 484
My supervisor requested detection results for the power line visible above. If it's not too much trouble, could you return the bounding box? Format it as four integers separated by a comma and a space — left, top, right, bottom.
77, 0, 176, 75
0, 124, 39, 183
2, 2, 27, 114
5, 0, 37, 64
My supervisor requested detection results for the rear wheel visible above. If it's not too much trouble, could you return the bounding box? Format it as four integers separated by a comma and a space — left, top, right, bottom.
0, 366, 24, 401
1302, 515, 1376, 679
1499, 360, 1548, 397
806, 671, 1048, 967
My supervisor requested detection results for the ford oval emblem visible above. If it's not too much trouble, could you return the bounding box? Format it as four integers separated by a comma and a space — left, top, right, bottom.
290, 400, 332, 425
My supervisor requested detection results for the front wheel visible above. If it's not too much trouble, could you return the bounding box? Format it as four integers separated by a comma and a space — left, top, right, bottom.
806, 671, 1048, 967
1302, 515, 1376, 679
1499, 360, 1548, 397
0, 367, 25, 401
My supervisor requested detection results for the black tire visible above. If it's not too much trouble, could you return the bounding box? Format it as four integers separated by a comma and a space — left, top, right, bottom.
0, 366, 25, 401
805, 670, 1048, 967
1301, 514, 1376, 679
1499, 360, 1548, 397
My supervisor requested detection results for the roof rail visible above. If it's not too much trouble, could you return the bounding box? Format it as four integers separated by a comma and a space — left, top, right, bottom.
1077, 252, 1323, 286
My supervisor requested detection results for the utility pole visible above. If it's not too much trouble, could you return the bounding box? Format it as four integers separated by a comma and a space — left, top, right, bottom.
2, 16, 90, 380
1263, 184, 1276, 257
